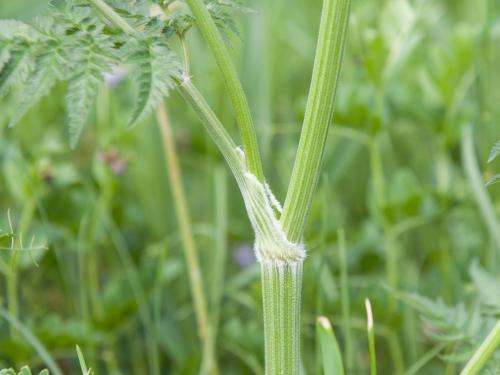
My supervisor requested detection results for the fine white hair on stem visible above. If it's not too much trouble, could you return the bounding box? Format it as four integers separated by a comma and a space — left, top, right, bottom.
233, 148, 306, 264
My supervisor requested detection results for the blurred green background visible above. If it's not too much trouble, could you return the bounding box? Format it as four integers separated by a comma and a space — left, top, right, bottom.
1, 0, 500, 373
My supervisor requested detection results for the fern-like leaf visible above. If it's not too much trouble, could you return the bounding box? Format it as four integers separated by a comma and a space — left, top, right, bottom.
0, 48, 34, 97
125, 37, 180, 127
470, 261, 500, 314
66, 72, 101, 147
8, 51, 61, 127
0, 20, 42, 42
61, 8, 117, 147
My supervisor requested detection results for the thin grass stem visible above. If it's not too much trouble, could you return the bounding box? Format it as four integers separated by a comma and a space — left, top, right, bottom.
365, 299, 377, 375
338, 228, 353, 372
156, 102, 218, 375
460, 320, 500, 375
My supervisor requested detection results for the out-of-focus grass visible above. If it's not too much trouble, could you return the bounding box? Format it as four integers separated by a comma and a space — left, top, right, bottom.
1, 0, 500, 374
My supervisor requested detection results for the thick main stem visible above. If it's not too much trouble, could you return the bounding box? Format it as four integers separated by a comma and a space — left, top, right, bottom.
261, 261, 303, 375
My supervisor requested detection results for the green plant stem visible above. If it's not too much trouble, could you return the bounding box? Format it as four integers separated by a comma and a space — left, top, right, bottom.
156, 102, 217, 375
210, 166, 227, 356
460, 320, 500, 375
281, 0, 351, 242
338, 228, 353, 372
461, 124, 500, 252
87, 0, 138, 35
184, 0, 264, 180
261, 261, 303, 375
365, 299, 377, 375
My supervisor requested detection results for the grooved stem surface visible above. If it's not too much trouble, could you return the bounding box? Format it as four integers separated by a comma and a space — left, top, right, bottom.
261, 261, 303, 375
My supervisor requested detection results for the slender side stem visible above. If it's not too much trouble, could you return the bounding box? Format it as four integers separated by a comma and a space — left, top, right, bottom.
210, 166, 227, 349
261, 261, 303, 375
281, 0, 351, 242
156, 102, 217, 375
461, 124, 500, 251
184, 0, 264, 180
460, 320, 500, 375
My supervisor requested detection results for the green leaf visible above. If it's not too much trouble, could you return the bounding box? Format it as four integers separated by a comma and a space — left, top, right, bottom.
65, 72, 101, 148
0, 47, 11, 72
0, 20, 42, 42
0, 49, 34, 97
17, 367, 32, 375
316, 316, 345, 375
126, 38, 180, 128
470, 261, 500, 314
8, 52, 61, 127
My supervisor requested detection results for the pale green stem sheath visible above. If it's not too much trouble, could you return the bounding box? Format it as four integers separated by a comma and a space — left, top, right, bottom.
281, 0, 351, 242
184, 0, 264, 180
156, 102, 218, 375
460, 320, 500, 375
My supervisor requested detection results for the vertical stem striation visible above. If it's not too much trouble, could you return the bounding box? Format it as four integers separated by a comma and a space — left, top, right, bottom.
261, 261, 303, 375
281, 0, 351, 243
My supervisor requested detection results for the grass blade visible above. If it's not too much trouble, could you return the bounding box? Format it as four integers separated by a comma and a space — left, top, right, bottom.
317, 316, 345, 375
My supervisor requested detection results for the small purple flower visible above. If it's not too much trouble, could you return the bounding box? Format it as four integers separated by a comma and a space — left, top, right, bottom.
97, 148, 127, 175
233, 244, 256, 267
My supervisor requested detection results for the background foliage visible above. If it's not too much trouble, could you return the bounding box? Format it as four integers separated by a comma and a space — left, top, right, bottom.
1, 0, 500, 373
